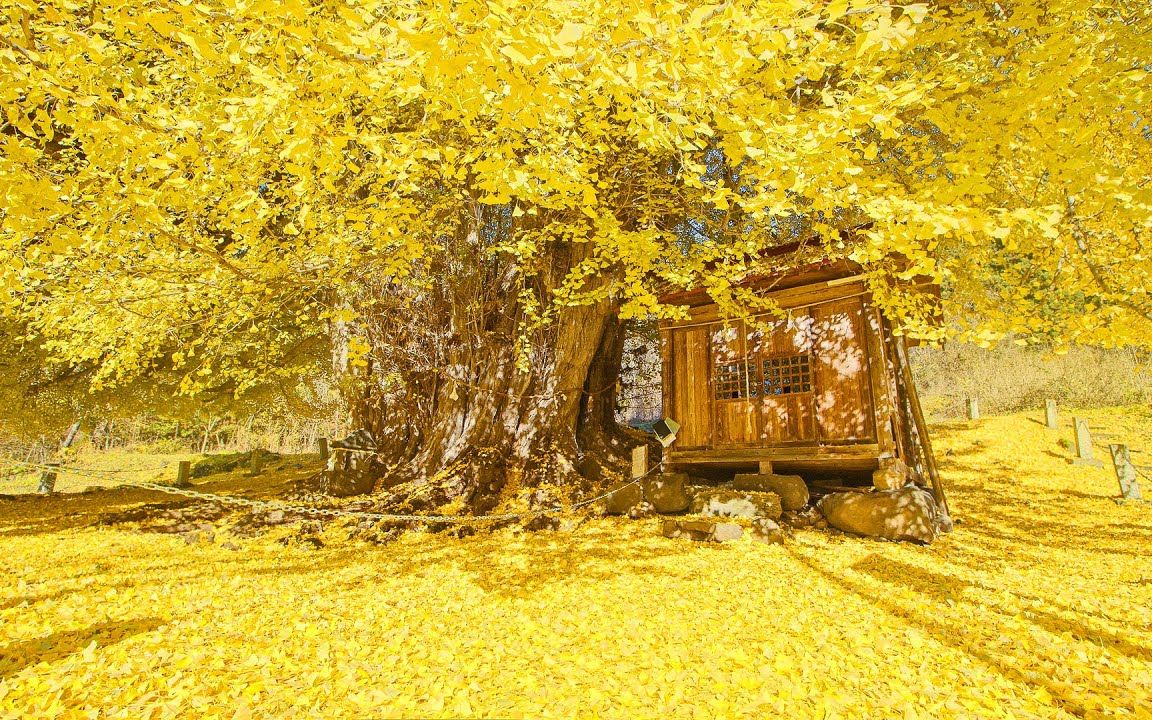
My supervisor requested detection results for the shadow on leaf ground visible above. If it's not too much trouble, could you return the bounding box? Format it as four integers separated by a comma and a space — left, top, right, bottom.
0, 618, 163, 679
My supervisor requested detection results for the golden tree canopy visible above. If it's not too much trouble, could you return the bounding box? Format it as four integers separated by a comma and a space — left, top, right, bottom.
1, 0, 1149, 393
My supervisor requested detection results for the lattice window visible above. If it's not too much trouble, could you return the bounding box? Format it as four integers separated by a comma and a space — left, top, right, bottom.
714, 360, 758, 400
762, 354, 812, 395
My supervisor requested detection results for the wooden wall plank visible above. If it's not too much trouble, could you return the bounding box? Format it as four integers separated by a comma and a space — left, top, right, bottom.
862, 302, 898, 456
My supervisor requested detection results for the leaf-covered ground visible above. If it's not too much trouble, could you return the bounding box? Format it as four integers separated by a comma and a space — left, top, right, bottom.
2, 408, 1151, 719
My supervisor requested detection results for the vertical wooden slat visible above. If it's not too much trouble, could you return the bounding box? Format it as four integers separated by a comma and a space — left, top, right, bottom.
863, 303, 898, 456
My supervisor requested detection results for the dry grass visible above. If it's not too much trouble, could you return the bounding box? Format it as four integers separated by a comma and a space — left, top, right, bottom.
1, 409, 1151, 719
911, 342, 1152, 419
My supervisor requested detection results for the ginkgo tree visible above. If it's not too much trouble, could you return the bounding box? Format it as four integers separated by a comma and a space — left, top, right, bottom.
1, 0, 1149, 508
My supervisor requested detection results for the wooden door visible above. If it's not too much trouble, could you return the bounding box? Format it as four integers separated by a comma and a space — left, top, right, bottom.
665, 326, 712, 448
810, 297, 875, 441
751, 314, 817, 443
710, 321, 759, 447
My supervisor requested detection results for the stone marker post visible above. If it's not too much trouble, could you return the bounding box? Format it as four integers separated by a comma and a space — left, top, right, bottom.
175, 460, 192, 488
1045, 400, 1058, 430
1109, 444, 1143, 500
966, 397, 980, 420
36, 462, 59, 494
249, 449, 263, 476
1072, 417, 1104, 467
318, 438, 329, 462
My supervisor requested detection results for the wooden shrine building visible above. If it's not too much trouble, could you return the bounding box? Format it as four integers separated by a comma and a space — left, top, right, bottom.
659, 257, 943, 496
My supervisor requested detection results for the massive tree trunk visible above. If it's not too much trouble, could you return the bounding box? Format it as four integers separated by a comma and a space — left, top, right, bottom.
321, 221, 639, 515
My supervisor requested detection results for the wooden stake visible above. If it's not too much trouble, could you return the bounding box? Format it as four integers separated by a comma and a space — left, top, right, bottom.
631, 445, 649, 479
249, 449, 263, 476
1109, 444, 1143, 500
175, 461, 192, 488
1045, 399, 1058, 430
318, 437, 330, 462
758, 460, 773, 475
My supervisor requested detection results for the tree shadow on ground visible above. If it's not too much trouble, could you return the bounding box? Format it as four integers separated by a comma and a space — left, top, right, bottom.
852, 555, 1152, 663
789, 547, 1145, 718
338, 522, 703, 598
0, 470, 306, 538
0, 618, 163, 679
959, 503, 1151, 557
0, 588, 76, 612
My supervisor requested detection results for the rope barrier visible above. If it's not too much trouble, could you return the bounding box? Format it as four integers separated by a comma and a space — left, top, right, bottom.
0, 457, 665, 525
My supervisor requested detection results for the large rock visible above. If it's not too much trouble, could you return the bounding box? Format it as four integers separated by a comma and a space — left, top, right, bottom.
603, 480, 643, 514
817, 487, 941, 544
643, 473, 691, 513
690, 489, 782, 520
662, 519, 743, 542
729, 473, 810, 511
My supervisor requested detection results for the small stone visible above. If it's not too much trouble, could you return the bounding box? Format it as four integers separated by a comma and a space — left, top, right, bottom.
751, 518, 785, 544
221, 541, 240, 551
872, 458, 910, 491
265, 510, 286, 525
937, 513, 954, 534
712, 523, 743, 542
661, 519, 682, 539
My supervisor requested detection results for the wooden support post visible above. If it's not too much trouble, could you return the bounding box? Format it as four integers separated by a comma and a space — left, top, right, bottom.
1045, 399, 1059, 430
175, 461, 192, 488
1109, 444, 1143, 500
631, 445, 649, 479
37, 463, 59, 494
965, 397, 980, 420
758, 460, 773, 475
1072, 417, 1103, 467
895, 336, 949, 517
318, 438, 329, 462
249, 449, 263, 476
